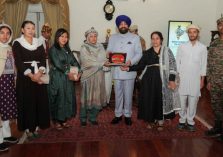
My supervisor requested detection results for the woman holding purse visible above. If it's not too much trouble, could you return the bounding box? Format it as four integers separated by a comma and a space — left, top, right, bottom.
48, 28, 81, 130
13, 21, 50, 139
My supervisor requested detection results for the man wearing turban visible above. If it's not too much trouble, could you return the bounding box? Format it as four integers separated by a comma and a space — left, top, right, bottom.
107, 15, 142, 125
38, 23, 52, 59
38, 23, 52, 83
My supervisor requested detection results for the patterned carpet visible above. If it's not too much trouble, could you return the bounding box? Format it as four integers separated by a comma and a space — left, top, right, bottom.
29, 105, 207, 143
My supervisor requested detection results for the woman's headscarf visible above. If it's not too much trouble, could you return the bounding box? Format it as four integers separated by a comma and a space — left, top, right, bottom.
85, 27, 98, 43
0, 23, 13, 76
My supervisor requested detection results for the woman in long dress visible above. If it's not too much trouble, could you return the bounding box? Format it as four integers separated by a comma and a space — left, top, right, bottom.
0, 24, 18, 151
79, 27, 107, 126
121, 31, 180, 130
48, 28, 81, 130
12, 21, 50, 138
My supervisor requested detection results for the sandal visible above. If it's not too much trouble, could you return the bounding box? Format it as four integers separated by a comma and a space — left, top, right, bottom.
62, 122, 71, 128
157, 124, 164, 131
26, 132, 35, 140
147, 123, 156, 129
26, 131, 40, 140
55, 123, 63, 130
33, 131, 41, 138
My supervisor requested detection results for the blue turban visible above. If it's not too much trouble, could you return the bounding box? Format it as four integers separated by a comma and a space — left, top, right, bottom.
115, 15, 131, 27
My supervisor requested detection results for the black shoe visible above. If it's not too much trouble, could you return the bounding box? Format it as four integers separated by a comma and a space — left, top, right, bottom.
81, 121, 87, 127
3, 136, 19, 144
217, 134, 223, 142
177, 123, 186, 131
89, 120, 98, 125
205, 128, 222, 137
187, 124, 196, 132
0, 143, 9, 152
125, 117, 132, 126
205, 120, 222, 137
111, 116, 122, 124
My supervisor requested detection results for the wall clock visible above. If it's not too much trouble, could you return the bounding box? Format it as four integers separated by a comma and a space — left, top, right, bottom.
103, 0, 115, 21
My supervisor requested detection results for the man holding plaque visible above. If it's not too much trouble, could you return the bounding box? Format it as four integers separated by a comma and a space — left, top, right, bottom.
107, 15, 142, 125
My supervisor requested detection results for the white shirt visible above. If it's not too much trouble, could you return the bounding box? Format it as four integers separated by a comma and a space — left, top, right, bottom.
176, 41, 207, 97
38, 35, 47, 50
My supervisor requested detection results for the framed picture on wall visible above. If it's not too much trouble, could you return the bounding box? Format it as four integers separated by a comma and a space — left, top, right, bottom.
167, 20, 192, 57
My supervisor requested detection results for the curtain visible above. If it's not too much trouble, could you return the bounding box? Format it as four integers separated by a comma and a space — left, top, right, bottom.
26, 0, 41, 3
5, 0, 19, 3
0, 0, 6, 23
5, 0, 29, 39
41, 0, 69, 37
0, 0, 69, 39
41, 0, 63, 39
59, 0, 69, 32
46, 0, 59, 4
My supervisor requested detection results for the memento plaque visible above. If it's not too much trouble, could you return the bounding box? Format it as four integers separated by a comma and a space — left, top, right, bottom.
108, 53, 126, 65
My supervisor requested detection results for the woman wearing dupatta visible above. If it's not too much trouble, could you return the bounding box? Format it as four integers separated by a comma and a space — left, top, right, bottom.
13, 21, 50, 138
121, 31, 180, 131
80, 27, 107, 126
0, 24, 18, 151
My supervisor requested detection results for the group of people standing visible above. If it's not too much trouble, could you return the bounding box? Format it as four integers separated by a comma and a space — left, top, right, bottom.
0, 14, 223, 152
0, 21, 83, 152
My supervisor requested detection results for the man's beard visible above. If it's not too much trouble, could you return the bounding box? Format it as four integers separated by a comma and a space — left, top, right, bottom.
119, 27, 128, 34
189, 36, 198, 41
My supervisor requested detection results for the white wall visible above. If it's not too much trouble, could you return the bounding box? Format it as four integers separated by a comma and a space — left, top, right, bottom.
68, 0, 218, 51
216, 0, 223, 22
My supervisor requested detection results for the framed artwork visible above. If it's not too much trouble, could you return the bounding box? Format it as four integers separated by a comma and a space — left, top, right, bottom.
167, 20, 192, 57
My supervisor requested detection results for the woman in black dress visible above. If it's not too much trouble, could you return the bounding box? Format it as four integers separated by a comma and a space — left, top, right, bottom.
12, 21, 50, 138
121, 31, 180, 131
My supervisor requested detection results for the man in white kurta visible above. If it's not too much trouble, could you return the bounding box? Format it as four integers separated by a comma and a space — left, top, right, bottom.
176, 24, 207, 131
107, 15, 142, 125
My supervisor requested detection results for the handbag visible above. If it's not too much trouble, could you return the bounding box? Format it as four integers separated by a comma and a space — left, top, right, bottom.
40, 59, 50, 84
40, 74, 49, 84
70, 66, 78, 80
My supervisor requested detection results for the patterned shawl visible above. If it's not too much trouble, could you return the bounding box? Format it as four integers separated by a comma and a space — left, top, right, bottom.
159, 46, 181, 114
80, 42, 106, 82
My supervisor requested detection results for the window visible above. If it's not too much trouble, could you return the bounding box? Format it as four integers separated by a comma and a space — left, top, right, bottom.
25, 3, 44, 38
